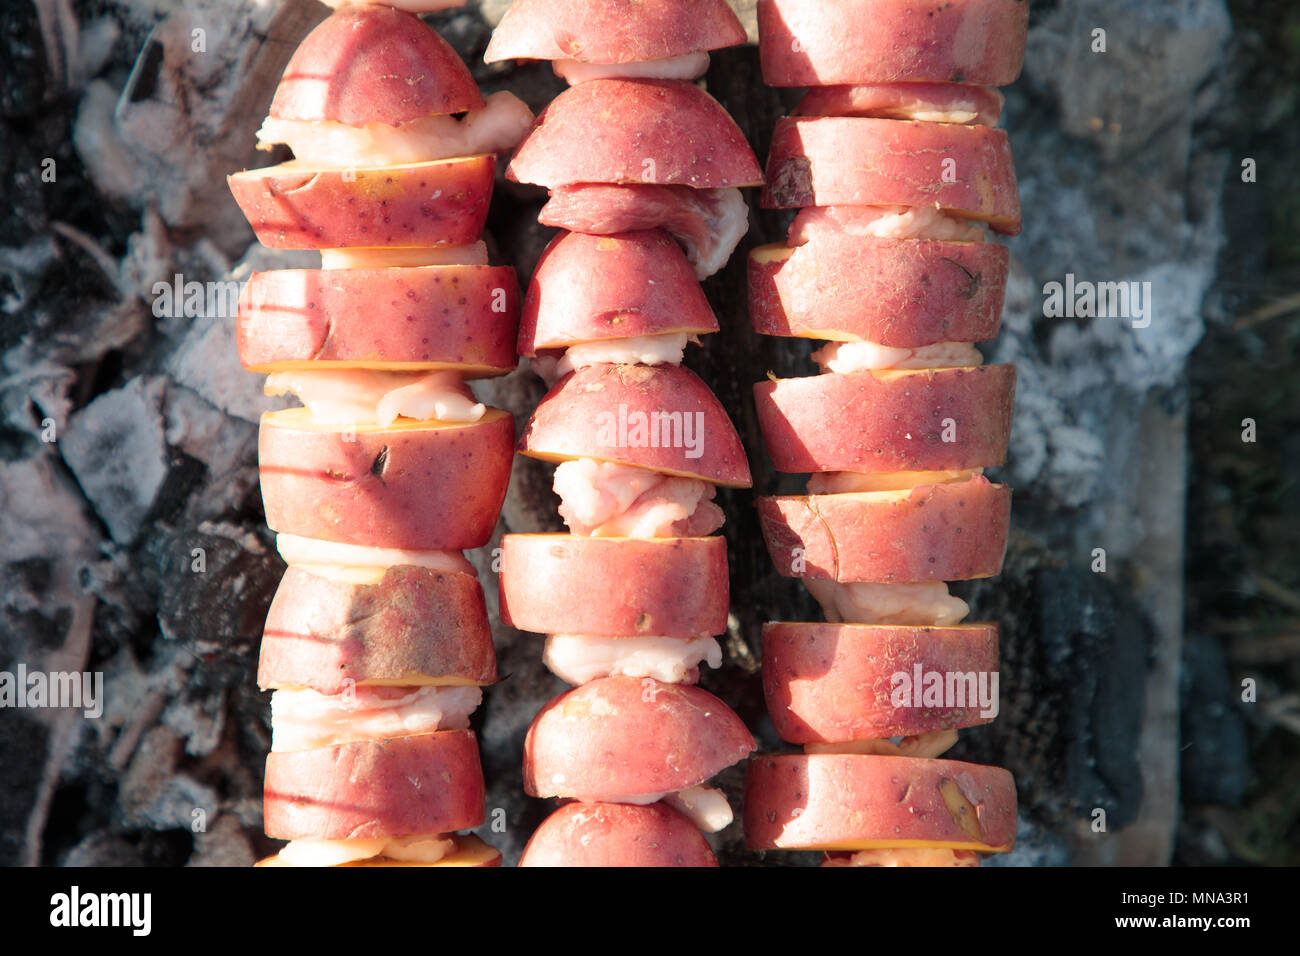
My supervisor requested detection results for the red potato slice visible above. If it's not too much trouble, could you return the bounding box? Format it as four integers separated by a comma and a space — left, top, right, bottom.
796, 83, 1005, 126
258, 407, 513, 549
757, 476, 1011, 582
761, 621, 999, 742
507, 79, 763, 189
761, 117, 1021, 234
520, 363, 752, 487
238, 266, 519, 375
758, 0, 1029, 88
256, 833, 502, 868
258, 565, 497, 694
523, 676, 755, 798
518, 802, 718, 867
744, 753, 1017, 852
227, 156, 495, 250
269, 5, 483, 125
500, 534, 728, 638
263, 730, 485, 840
754, 366, 1016, 473
748, 235, 1008, 345
485, 0, 745, 64
518, 230, 717, 354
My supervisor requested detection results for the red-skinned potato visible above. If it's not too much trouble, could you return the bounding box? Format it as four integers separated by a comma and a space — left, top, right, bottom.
754, 366, 1015, 473
258, 566, 497, 694
796, 83, 1005, 126
748, 235, 1008, 345
520, 364, 752, 487
519, 802, 718, 867
758, 0, 1029, 88
762, 118, 1021, 234
485, 0, 745, 64
500, 534, 728, 638
238, 266, 519, 375
258, 407, 513, 549
524, 677, 755, 798
518, 230, 717, 354
270, 5, 483, 125
264, 730, 485, 840
256, 833, 502, 868
507, 79, 762, 189
227, 156, 495, 250
762, 622, 999, 742
744, 753, 1017, 852
758, 476, 1011, 582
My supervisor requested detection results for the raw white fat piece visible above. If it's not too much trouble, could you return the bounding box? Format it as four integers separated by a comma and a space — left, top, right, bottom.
270, 684, 482, 752
553, 52, 710, 84
554, 333, 690, 378
275, 533, 472, 574
320, 243, 488, 269
552, 458, 722, 537
257, 91, 533, 166
804, 579, 970, 627
542, 633, 723, 685
278, 833, 456, 867
264, 368, 484, 427
810, 340, 983, 373
789, 205, 988, 244
806, 469, 983, 494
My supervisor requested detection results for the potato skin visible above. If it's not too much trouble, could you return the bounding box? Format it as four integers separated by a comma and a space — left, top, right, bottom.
757, 477, 1011, 582
523, 677, 755, 798
754, 366, 1015, 473
227, 156, 495, 249
520, 363, 752, 487
519, 802, 718, 867
264, 730, 485, 840
270, 5, 483, 124
238, 266, 519, 375
761, 622, 999, 742
518, 230, 718, 354
507, 79, 763, 189
500, 534, 729, 638
258, 408, 514, 550
748, 236, 1008, 346
796, 83, 1005, 126
758, 0, 1029, 87
485, 0, 746, 64
258, 566, 497, 693
761, 118, 1021, 234
744, 753, 1017, 852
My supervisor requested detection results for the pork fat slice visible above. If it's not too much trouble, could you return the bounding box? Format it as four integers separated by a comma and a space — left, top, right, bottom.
543, 633, 723, 685
553, 459, 723, 537
270, 684, 482, 752
257, 91, 533, 166
265, 369, 484, 427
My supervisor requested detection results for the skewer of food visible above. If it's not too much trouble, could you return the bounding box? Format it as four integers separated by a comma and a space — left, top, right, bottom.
486, 0, 762, 867
743, 0, 1029, 868
226, 0, 532, 868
